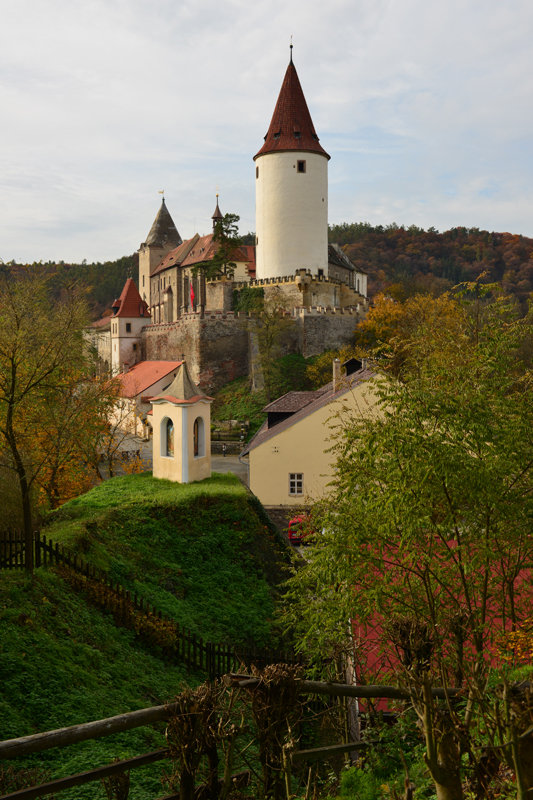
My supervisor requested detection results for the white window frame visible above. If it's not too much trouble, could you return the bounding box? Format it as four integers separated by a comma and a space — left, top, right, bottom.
289, 473, 303, 496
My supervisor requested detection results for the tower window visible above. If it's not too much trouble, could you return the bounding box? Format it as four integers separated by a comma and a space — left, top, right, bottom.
297, 160, 306, 173
126, 323, 131, 333
256, 166, 259, 179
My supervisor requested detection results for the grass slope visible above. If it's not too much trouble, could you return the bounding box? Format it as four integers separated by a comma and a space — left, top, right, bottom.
0, 473, 288, 798
43, 473, 288, 646
0, 570, 190, 799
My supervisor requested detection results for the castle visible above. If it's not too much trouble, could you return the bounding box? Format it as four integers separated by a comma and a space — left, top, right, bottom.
92, 50, 368, 396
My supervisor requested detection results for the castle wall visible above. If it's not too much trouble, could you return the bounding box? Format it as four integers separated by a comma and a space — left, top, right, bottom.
143, 312, 249, 392
142, 307, 361, 392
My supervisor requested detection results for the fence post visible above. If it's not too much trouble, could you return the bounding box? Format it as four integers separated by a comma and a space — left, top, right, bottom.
34, 532, 41, 569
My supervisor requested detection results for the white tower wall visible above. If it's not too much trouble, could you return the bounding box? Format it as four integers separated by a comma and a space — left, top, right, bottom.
255, 152, 328, 280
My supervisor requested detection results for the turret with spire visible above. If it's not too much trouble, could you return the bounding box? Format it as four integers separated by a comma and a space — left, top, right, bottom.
254, 48, 330, 280
138, 197, 182, 308
212, 194, 223, 232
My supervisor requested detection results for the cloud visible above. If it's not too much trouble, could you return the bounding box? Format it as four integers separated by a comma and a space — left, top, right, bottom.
1, 0, 533, 262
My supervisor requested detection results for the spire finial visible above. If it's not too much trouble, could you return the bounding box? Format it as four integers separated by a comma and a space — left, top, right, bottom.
290, 35, 293, 63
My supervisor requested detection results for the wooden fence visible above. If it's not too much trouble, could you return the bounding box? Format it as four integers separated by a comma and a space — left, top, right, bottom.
0, 530, 299, 680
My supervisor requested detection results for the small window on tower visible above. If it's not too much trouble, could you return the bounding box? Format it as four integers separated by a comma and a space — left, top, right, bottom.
126, 323, 131, 333
133, 343, 137, 351
256, 166, 259, 179
297, 160, 306, 173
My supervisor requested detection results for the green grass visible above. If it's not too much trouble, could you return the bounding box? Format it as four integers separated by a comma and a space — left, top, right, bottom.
43, 472, 289, 645
0, 570, 190, 799
0, 473, 289, 798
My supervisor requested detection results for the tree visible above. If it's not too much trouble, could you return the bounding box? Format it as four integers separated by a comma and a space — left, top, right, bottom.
0, 269, 113, 570
252, 288, 297, 402
204, 213, 242, 280
285, 293, 533, 799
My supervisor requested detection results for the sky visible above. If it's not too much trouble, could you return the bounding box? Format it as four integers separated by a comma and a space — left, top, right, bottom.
1, 0, 533, 264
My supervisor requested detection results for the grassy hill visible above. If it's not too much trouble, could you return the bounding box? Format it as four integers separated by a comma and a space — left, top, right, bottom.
0, 473, 289, 798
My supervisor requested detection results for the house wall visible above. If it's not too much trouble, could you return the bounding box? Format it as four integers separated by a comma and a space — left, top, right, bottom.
248, 377, 377, 506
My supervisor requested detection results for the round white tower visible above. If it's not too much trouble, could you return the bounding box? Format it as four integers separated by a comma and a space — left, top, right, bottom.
254, 50, 330, 281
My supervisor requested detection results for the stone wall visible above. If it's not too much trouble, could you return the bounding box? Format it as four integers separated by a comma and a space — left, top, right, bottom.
142, 306, 363, 393
295, 308, 361, 357
143, 312, 249, 393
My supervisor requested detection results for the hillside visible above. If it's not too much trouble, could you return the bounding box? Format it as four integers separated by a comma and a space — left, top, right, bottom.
0, 473, 289, 798
329, 222, 533, 307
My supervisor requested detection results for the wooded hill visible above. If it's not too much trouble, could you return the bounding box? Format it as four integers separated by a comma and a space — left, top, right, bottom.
5, 223, 532, 318
329, 223, 533, 308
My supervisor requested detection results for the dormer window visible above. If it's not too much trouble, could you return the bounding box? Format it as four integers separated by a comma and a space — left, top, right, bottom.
294, 131, 301, 139
273, 132, 281, 139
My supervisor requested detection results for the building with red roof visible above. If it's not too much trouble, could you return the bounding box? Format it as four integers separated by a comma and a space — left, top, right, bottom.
112, 359, 183, 437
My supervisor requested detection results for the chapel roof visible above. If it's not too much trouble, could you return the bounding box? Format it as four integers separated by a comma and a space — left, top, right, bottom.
254, 57, 330, 161
143, 198, 182, 249
151, 361, 213, 405
111, 278, 150, 318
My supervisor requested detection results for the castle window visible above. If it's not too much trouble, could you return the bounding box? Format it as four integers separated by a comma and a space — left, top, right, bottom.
256, 166, 259, 179
133, 343, 137, 351
193, 416, 205, 458
142, 275, 145, 287
126, 323, 131, 333
297, 160, 306, 173
289, 473, 303, 496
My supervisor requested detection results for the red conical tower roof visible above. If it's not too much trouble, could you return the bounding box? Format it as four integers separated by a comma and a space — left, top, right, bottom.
254, 57, 330, 161
111, 278, 150, 318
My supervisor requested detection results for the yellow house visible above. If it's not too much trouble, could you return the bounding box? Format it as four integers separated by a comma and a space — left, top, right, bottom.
242, 360, 377, 507
151, 362, 213, 484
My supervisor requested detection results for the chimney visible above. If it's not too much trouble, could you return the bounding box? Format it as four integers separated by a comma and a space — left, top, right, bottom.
332, 358, 341, 392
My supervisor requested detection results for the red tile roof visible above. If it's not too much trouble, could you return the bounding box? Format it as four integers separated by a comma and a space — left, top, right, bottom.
116, 360, 183, 398
254, 60, 330, 161
111, 278, 150, 318
152, 234, 255, 277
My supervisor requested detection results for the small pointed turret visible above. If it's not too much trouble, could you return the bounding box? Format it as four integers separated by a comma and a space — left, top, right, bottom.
212, 195, 223, 232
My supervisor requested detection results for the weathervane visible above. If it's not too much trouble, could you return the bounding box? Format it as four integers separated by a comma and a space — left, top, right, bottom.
290, 35, 293, 62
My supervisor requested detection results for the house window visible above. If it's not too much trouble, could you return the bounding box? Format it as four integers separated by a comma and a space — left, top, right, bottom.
126, 323, 131, 333
297, 160, 306, 173
162, 418, 174, 457
193, 416, 205, 457
289, 473, 303, 496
